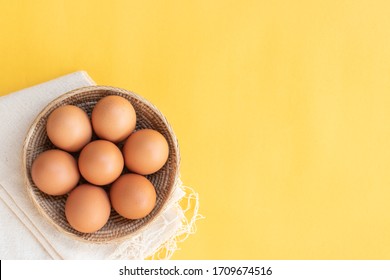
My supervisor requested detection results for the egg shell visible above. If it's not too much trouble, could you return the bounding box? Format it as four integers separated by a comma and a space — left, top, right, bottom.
92, 95, 136, 143
46, 105, 92, 152
123, 129, 169, 175
31, 149, 80, 196
78, 140, 124, 186
65, 184, 111, 233
110, 173, 156, 219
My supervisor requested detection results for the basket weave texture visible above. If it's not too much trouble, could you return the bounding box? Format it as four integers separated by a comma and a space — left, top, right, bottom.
22, 86, 180, 243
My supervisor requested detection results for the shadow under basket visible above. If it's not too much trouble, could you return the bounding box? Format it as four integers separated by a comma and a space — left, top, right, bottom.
22, 85, 180, 243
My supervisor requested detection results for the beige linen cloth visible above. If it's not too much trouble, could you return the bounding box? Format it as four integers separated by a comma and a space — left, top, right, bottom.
0, 71, 200, 259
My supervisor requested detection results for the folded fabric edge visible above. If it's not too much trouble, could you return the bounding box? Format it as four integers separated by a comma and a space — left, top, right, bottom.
77, 71, 97, 86
0, 183, 62, 259
1, 71, 96, 99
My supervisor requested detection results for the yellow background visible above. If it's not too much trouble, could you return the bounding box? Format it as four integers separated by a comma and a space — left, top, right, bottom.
1, 0, 390, 259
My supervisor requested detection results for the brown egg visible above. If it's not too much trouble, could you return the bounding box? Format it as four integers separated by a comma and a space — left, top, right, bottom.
65, 184, 111, 233
78, 140, 124, 185
46, 105, 92, 152
110, 173, 156, 219
92, 95, 136, 143
123, 129, 169, 175
31, 149, 80, 196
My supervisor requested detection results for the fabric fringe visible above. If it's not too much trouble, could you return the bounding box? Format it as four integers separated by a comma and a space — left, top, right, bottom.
108, 180, 204, 260
150, 184, 205, 260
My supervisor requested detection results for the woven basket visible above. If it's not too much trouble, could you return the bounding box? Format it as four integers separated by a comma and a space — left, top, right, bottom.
22, 86, 180, 243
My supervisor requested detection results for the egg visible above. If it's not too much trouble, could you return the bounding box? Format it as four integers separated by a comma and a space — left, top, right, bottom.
123, 129, 169, 175
78, 140, 124, 185
92, 95, 136, 143
46, 105, 92, 152
31, 149, 80, 196
110, 173, 156, 219
65, 184, 111, 233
